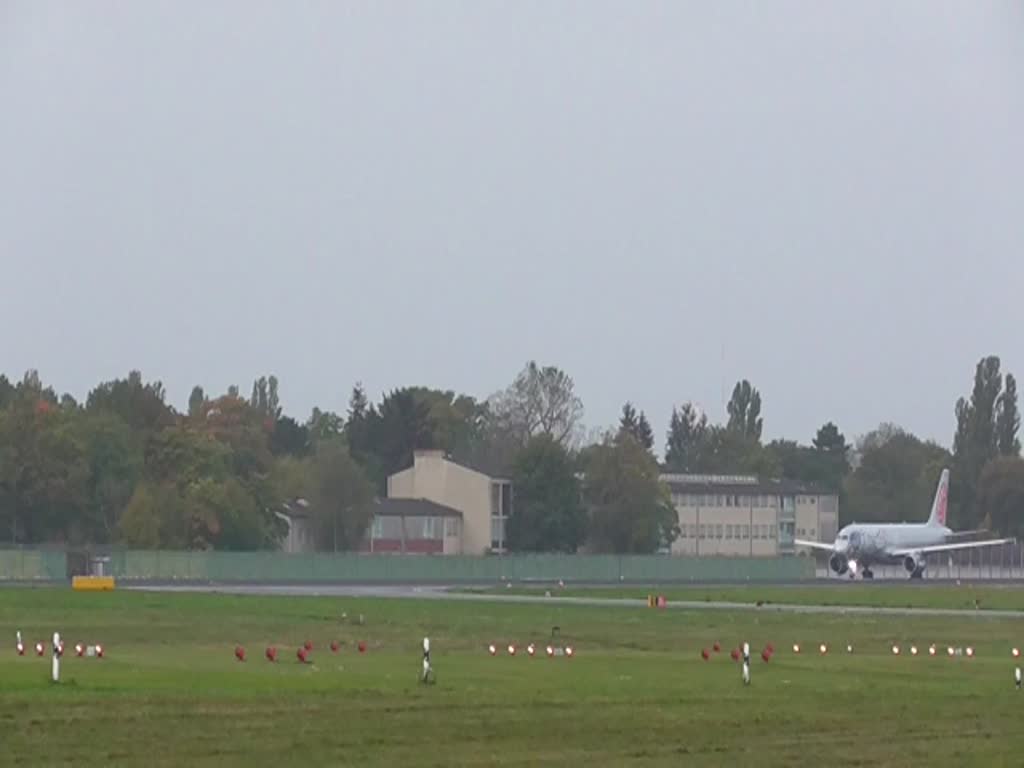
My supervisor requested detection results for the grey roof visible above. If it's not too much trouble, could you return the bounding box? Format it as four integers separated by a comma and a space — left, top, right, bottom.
659, 473, 834, 496
371, 497, 463, 518
450, 454, 513, 480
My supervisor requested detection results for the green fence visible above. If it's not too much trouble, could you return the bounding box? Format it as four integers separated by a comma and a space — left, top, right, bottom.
99, 551, 813, 583
0, 549, 815, 583
0, 549, 68, 580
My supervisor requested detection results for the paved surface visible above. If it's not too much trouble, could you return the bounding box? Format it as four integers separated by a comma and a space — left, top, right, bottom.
128, 583, 1024, 619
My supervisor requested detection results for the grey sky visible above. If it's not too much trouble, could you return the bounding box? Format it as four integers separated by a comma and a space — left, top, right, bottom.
2, 1, 1022, 452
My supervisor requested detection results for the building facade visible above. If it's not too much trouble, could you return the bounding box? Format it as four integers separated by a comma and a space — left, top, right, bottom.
661, 474, 839, 557
369, 451, 838, 558
359, 498, 463, 554
384, 450, 511, 555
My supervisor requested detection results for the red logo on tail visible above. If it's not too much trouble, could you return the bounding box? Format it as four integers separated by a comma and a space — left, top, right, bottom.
935, 481, 947, 525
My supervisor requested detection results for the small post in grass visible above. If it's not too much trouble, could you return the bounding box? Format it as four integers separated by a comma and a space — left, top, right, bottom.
742, 642, 750, 686
51, 632, 62, 683
421, 637, 435, 684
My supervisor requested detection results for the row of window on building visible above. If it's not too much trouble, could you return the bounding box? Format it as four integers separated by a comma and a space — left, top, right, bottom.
678, 522, 807, 541
671, 493, 823, 509
370, 516, 460, 541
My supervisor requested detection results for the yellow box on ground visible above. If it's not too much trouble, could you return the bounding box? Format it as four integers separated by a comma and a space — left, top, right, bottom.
72, 575, 115, 591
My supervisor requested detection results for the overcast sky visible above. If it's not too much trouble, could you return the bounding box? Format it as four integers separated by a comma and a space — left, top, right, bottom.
1, 1, 1022, 451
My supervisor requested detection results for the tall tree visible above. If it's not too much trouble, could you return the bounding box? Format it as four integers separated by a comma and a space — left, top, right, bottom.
308, 438, 374, 551
507, 434, 586, 552
726, 379, 763, 441
953, 356, 1008, 527
188, 386, 206, 418
0, 374, 14, 410
86, 371, 175, 433
617, 402, 654, 452
73, 410, 143, 543
307, 407, 344, 443
250, 375, 282, 421
269, 416, 310, 458
996, 373, 1021, 457
487, 361, 584, 448
976, 457, 1024, 538
584, 434, 678, 554
664, 403, 709, 472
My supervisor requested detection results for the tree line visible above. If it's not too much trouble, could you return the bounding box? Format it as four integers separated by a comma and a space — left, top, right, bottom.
0, 355, 1020, 553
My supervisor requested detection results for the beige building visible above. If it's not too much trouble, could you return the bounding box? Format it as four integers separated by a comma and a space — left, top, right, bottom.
383, 450, 512, 555
661, 473, 839, 557
370, 451, 838, 558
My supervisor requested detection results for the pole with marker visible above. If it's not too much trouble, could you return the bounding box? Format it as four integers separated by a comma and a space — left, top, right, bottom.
421, 637, 434, 684
742, 642, 751, 686
51, 632, 62, 683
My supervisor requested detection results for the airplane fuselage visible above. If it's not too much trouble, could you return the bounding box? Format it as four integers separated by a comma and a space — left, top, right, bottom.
829, 522, 953, 576
795, 468, 1014, 579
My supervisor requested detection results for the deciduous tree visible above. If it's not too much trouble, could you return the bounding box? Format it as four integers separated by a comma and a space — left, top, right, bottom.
584, 434, 678, 553
487, 361, 584, 448
508, 434, 586, 552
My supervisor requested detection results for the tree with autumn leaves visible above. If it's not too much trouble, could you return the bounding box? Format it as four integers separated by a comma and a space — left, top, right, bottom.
0, 355, 1020, 552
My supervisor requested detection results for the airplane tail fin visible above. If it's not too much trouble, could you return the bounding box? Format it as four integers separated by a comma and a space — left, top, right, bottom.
927, 468, 949, 527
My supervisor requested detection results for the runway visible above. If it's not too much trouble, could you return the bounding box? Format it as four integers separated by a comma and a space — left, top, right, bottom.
127, 582, 1024, 619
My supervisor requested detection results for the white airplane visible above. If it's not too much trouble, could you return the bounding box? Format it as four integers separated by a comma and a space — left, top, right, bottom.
795, 468, 1014, 579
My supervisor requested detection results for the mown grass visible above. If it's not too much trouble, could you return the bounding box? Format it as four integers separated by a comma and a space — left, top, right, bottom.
2, 587, 1024, 766
464, 583, 1024, 611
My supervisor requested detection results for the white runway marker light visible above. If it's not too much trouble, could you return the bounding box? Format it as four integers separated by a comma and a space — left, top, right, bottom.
846, 644, 853, 654
51, 632, 61, 683
910, 646, 918, 656
565, 646, 574, 657
792, 644, 800, 654
507, 644, 516, 656
488, 644, 496, 656
966, 647, 974, 657
892, 645, 900, 656
35, 642, 44, 657
742, 642, 751, 686
947, 646, 955, 657
1013, 647, 1020, 658
819, 644, 827, 655
16, 630, 24, 656
546, 645, 554, 657
929, 645, 936, 656
527, 644, 535, 657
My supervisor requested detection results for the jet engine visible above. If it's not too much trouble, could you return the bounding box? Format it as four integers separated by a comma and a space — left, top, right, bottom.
903, 553, 925, 577
829, 553, 848, 575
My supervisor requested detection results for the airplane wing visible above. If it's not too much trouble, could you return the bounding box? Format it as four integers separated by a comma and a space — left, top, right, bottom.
793, 539, 835, 552
891, 538, 1015, 557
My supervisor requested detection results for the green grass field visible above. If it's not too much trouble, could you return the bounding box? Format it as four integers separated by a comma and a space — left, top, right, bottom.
466, 583, 1024, 611
3, 586, 1024, 766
